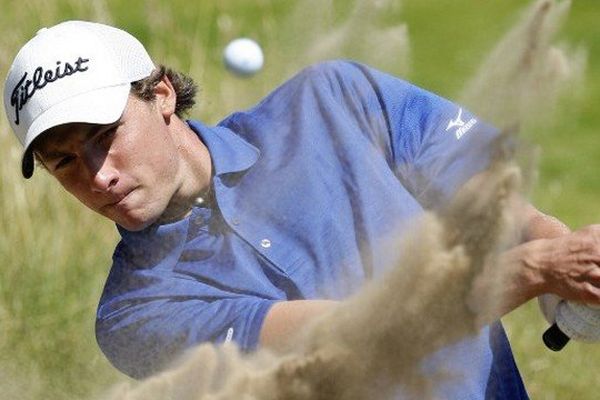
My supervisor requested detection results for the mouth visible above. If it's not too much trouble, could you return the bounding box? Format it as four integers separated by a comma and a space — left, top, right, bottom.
103, 187, 137, 210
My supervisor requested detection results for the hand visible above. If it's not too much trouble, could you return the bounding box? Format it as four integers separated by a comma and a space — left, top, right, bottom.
468, 224, 600, 324
532, 225, 600, 305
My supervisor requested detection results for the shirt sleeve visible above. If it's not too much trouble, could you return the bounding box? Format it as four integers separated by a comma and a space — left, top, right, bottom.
320, 61, 502, 209
96, 228, 278, 379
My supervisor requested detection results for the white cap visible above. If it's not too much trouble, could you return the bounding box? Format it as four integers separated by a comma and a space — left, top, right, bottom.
3, 20, 155, 178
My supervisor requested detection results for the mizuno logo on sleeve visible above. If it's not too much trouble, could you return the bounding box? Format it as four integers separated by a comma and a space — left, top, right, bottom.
446, 108, 477, 140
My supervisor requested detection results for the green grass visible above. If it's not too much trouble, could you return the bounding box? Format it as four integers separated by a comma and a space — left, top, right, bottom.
0, 0, 599, 399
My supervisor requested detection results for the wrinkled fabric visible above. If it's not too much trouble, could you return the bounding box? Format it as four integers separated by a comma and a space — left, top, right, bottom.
96, 61, 527, 399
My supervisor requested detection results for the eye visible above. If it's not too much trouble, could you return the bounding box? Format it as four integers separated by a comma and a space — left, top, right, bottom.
88, 120, 121, 146
54, 155, 76, 170
96, 125, 118, 145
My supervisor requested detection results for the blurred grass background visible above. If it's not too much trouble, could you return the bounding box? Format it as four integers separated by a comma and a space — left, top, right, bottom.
0, 0, 598, 399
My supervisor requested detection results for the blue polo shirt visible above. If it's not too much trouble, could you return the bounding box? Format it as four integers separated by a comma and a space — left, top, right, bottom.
96, 60, 528, 398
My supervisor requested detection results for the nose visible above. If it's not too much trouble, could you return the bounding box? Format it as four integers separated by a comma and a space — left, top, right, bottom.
91, 166, 120, 193
82, 145, 119, 193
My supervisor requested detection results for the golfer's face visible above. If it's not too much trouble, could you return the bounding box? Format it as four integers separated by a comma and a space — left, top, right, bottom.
34, 94, 182, 231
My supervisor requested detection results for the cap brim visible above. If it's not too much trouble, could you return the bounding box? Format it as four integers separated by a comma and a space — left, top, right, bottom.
21, 83, 131, 178
22, 148, 34, 179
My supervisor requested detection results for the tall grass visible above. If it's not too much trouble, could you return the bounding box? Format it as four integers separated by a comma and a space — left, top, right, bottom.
0, 1, 598, 399
0, 3, 123, 397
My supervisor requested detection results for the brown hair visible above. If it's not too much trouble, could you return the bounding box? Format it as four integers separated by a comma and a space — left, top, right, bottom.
31, 66, 198, 170
130, 65, 198, 117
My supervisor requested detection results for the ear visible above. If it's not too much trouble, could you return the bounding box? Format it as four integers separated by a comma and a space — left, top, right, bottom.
153, 75, 177, 120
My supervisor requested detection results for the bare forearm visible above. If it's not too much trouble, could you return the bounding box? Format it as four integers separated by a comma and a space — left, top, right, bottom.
474, 226, 600, 324
471, 204, 572, 321
520, 202, 571, 240
259, 208, 581, 347
259, 299, 338, 350
469, 239, 547, 323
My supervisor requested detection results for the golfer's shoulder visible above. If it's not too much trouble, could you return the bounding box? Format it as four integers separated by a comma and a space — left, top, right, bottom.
288, 60, 385, 99
295, 60, 367, 83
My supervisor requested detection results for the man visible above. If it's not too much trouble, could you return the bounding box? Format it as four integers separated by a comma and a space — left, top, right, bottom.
4, 20, 600, 399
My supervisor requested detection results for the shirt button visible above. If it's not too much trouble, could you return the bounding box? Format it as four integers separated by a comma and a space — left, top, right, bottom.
231, 218, 240, 226
260, 239, 271, 248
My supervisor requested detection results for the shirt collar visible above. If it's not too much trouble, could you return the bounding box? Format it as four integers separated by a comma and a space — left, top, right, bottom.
187, 119, 259, 177
117, 119, 258, 238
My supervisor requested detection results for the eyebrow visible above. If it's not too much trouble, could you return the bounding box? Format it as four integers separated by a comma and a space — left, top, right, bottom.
39, 150, 70, 161
36, 123, 116, 161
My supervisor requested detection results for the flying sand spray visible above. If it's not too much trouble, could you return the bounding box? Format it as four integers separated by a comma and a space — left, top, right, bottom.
100, 1, 596, 399
458, 0, 599, 352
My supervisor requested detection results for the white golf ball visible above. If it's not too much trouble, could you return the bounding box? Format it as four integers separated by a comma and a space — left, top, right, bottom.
223, 38, 264, 77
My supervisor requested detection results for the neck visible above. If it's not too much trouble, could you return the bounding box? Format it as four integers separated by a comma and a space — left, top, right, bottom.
159, 117, 213, 224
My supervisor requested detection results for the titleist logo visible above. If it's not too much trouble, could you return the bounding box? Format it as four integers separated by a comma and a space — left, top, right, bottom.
10, 56, 90, 125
